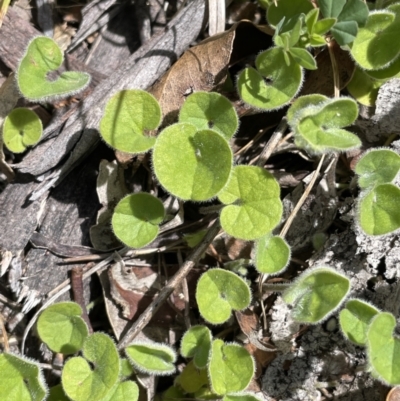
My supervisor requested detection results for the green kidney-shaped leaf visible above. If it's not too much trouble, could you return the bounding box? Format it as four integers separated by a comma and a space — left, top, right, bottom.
99, 381, 139, 401
286, 94, 328, 123
218, 165, 283, 240
367, 312, 400, 385
153, 123, 233, 201
358, 184, 400, 235
355, 149, 400, 189
237, 47, 303, 111
179, 91, 238, 140
111, 193, 165, 249
0, 353, 48, 401
125, 342, 177, 375
223, 393, 263, 401
208, 340, 254, 395
196, 268, 251, 324
282, 266, 350, 323
180, 325, 212, 369
3, 108, 42, 153
48, 384, 69, 401
350, 9, 400, 70
17, 36, 90, 102
175, 360, 209, 393
346, 66, 383, 106
254, 235, 291, 275
291, 97, 360, 154
37, 301, 89, 354
339, 298, 379, 346
62, 333, 120, 401
99, 90, 161, 154
267, 0, 313, 27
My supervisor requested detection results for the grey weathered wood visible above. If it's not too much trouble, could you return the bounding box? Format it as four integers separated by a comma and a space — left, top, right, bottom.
15, 0, 205, 184
35, 0, 54, 37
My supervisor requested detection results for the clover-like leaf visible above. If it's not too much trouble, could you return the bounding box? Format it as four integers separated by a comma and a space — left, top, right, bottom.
99, 90, 161, 154
111, 193, 165, 249
99, 381, 139, 401
237, 47, 303, 111
346, 66, 383, 106
17, 36, 90, 102
282, 266, 350, 323
62, 333, 120, 401
267, 0, 313, 28
179, 91, 238, 140
196, 268, 251, 325
286, 94, 327, 122
180, 325, 212, 369
120, 359, 134, 380
288, 48, 317, 70
288, 96, 360, 154
208, 340, 254, 395
125, 341, 177, 375
351, 7, 400, 70
367, 312, 400, 385
358, 184, 400, 235
3, 108, 42, 153
0, 353, 48, 401
37, 301, 89, 355
339, 298, 379, 346
175, 360, 209, 393
355, 149, 400, 189
153, 123, 232, 201
223, 393, 263, 401
254, 235, 291, 275
218, 165, 282, 240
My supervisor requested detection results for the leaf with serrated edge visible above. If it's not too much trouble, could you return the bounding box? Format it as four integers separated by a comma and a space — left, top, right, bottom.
37, 301, 88, 354
17, 36, 90, 102
218, 165, 282, 240
3, 108, 42, 153
254, 235, 291, 275
62, 333, 120, 401
283, 266, 350, 323
179, 91, 238, 140
0, 353, 48, 401
99, 90, 161, 154
208, 340, 254, 395
359, 184, 400, 235
125, 341, 176, 375
355, 149, 400, 189
237, 47, 303, 111
153, 123, 233, 201
339, 298, 379, 346
367, 312, 400, 385
196, 268, 251, 324
111, 193, 165, 249
180, 325, 212, 369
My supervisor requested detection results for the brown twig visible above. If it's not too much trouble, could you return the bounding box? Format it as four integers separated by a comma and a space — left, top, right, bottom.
0, 313, 9, 352
118, 219, 221, 349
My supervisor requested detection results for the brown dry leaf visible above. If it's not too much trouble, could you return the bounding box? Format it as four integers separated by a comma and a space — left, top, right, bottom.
235, 309, 259, 337
300, 41, 355, 97
149, 21, 271, 126
245, 343, 277, 379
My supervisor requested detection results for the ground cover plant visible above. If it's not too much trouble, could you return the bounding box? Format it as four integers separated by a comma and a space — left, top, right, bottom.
2, 0, 400, 400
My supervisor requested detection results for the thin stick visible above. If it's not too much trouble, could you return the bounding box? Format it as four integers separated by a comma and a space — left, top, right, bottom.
177, 249, 191, 329
0, 313, 9, 352
118, 220, 221, 349
327, 39, 340, 98
71, 266, 93, 333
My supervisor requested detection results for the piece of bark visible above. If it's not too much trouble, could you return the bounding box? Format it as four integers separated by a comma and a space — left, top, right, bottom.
14, 0, 205, 183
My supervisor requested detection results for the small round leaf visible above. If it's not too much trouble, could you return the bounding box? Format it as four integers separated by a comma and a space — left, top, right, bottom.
218, 165, 283, 240
339, 298, 379, 346
37, 301, 89, 354
0, 353, 48, 401
359, 184, 400, 235
111, 193, 165, 249
17, 36, 90, 102
180, 325, 212, 369
62, 333, 120, 401
99, 90, 161, 154
237, 47, 303, 111
153, 123, 233, 201
208, 339, 254, 395
254, 235, 291, 275
196, 268, 251, 325
179, 91, 238, 139
282, 266, 350, 323
355, 149, 400, 189
367, 312, 400, 385
3, 108, 42, 153
125, 341, 177, 375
